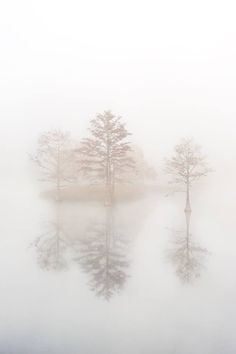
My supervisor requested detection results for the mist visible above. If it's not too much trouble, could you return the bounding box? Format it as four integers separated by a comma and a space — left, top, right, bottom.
1, 1, 236, 353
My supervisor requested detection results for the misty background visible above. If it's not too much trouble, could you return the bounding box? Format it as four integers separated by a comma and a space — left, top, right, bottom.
1, 1, 236, 353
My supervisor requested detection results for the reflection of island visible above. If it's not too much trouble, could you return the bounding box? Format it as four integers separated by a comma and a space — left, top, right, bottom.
33, 203, 69, 271
73, 205, 129, 300
167, 211, 209, 283
32, 198, 154, 298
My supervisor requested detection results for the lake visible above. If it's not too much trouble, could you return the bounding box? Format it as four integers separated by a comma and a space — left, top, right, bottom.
0, 165, 235, 354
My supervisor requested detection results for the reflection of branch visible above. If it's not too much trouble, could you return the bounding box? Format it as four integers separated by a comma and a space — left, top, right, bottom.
73, 207, 129, 300
167, 216, 209, 283
31, 207, 69, 271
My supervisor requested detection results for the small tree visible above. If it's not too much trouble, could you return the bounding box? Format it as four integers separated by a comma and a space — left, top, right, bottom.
165, 138, 211, 212
31, 129, 77, 200
79, 111, 134, 204
128, 146, 157, 184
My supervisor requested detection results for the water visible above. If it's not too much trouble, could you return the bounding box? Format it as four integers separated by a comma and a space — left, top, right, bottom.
0, 164, 235, 354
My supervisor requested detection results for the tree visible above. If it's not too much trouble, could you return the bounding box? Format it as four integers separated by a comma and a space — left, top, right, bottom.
79, 111, 134, 204
165, 138, 211, 212
128, 145, 157, 184
31, 129, 77, 200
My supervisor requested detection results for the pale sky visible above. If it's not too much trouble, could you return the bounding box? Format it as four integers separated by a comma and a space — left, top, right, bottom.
1, 0, 236, 166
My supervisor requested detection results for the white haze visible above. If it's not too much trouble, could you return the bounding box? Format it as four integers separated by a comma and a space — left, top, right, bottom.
0, 1, 236, 353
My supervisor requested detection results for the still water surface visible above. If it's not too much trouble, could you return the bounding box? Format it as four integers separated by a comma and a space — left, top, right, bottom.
0, 171, 235, 354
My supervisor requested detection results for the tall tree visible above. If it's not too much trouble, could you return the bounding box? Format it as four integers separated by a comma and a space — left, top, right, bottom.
79, 111, 134, 204
165, 138, 211, 212
31, 129, 77, 200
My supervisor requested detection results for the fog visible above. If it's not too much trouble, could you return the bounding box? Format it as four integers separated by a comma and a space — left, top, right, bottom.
1, 0, 236, 353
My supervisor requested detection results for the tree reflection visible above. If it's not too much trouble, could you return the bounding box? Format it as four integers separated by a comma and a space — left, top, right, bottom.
73, 205, 129, 300
167, 211, 209, 283
31, 199, 151, 298
32, 203, 69, 271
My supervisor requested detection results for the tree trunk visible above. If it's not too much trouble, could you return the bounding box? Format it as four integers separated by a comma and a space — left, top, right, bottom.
105, 167, 112, 206
56, 144, 61, 201
105, 127, 112, 206
185, 181, 191, 213
56, 176, 61, 201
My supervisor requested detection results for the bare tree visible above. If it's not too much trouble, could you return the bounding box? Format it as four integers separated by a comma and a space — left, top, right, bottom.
165, 138, 211, 212
31, 129, 77, 200
128, 145, 157, 183
167, 211, 209, 283
73, 206, 129, 300
79, 111, 134, 204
